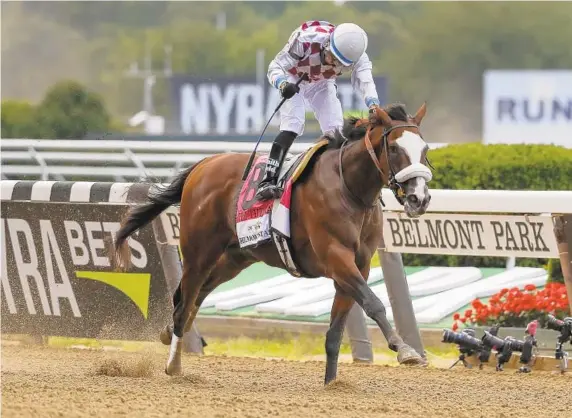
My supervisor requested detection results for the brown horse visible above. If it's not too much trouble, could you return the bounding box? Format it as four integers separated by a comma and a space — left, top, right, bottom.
112, 103, 433, 385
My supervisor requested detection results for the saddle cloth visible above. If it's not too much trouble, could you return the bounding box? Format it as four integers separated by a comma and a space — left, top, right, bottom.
236, 140, 328, 276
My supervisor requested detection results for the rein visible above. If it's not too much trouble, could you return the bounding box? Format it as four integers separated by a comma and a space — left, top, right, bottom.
338, 122, 419, 209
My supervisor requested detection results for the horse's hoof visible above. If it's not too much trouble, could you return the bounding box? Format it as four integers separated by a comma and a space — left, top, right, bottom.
160, 324, 173, 346
165, 361, 183, 376
397, 345, 425, 366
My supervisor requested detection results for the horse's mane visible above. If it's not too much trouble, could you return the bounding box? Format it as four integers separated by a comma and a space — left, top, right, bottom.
326, 103, 410, 149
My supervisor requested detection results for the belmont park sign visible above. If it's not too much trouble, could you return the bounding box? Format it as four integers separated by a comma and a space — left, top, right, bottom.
170, 75, 387, 135
383, 213, 559, 258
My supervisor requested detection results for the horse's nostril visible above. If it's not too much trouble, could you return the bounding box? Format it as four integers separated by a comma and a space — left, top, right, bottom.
407, 195, 419, 205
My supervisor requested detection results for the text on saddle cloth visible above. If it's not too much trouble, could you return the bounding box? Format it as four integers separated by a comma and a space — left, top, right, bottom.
236, 154, 297, 249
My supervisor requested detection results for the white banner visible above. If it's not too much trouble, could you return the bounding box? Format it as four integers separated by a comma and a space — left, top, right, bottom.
163, 207, 560, 258
483, 70, 572, 148
383, 213, 559, 258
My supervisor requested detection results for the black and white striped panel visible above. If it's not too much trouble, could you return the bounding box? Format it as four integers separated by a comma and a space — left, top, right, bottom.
0, 181, 157, 203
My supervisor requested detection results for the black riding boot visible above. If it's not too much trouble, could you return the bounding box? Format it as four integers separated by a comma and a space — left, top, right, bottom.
255, 130, 297, 201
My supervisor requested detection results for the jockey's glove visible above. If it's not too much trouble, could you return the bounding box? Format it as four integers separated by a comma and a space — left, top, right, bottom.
279, 81, 300, 99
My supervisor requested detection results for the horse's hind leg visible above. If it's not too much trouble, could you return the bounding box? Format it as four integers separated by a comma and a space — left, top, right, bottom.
161, 250, 253, 342
182, 250, 253, 334
165, 260, 209, 376
165, 249, 252, 375
324, 284, 355, 385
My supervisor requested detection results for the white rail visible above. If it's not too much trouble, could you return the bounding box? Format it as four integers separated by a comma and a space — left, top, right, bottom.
381, 189, 572, 214
1, 139, 449, 182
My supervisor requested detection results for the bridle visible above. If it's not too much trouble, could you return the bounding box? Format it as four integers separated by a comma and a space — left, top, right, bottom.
338, 121, 433, 208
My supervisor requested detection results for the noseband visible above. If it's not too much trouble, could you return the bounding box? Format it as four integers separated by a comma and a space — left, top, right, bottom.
338, 123, 423, 208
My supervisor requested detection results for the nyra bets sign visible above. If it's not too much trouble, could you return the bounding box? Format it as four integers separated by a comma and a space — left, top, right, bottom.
483, 70, 572, 148
1, 201, 171, 340
383, 213, 559, 258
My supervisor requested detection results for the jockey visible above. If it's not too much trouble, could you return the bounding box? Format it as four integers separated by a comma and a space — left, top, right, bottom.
255, 20, 381, 201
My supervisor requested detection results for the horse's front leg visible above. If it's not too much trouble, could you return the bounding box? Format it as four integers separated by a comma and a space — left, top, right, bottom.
328, 245, 423, 366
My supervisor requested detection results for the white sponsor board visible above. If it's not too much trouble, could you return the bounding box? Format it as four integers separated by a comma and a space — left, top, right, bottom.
163, 206, 561, 258
483, 70, 572, 148
383, 213, 558, 258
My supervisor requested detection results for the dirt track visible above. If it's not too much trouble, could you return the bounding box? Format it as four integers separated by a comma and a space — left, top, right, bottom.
2, 344, 571, 418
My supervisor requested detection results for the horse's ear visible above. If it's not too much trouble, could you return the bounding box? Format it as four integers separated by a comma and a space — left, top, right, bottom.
374, 107, 392, 126
413, 102, 427, 126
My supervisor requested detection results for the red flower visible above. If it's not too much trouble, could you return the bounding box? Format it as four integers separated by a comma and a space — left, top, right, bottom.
452, 322, 459, 331
455, 283, 569, 328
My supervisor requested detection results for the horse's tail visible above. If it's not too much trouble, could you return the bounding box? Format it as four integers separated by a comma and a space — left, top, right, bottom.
112, 160, 203, 271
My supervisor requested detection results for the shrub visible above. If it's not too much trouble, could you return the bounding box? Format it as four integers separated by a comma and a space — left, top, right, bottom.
1, 80, 114, 140
1, 100, 38, 138
34, 80, 111, 139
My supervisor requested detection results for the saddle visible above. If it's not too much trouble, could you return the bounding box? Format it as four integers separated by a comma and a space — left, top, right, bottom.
236, 139, 329, 277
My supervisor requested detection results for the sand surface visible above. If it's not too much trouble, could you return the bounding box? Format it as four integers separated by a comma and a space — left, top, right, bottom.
2, 344, 571, 418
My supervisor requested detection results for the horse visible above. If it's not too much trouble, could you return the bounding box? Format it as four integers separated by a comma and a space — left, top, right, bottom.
112, 102, 434, 385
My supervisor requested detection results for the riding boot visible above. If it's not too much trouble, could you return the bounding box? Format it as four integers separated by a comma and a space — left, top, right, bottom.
255, 130, 297, 201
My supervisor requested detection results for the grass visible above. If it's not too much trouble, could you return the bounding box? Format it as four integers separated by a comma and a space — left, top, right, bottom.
47, 336, 151, 352
203, 334, 459, 361
6, 333, 459, 363
204, 334, 358, 360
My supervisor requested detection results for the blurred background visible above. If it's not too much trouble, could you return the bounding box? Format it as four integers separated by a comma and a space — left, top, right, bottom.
2, 0, 571, 144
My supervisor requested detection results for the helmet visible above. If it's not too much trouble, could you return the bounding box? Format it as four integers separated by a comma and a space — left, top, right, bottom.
329, 23, 368, 66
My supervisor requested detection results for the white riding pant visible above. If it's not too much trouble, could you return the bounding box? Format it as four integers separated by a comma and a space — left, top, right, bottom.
279, 78, 344, 137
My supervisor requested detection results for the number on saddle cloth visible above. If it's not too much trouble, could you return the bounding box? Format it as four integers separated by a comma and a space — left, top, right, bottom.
242, 160, 267, 210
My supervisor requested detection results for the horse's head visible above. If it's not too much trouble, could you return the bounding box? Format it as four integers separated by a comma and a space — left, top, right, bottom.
368, 103, 433, 218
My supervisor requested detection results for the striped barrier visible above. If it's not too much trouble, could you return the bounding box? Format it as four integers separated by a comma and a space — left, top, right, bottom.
1, 180, 146, 203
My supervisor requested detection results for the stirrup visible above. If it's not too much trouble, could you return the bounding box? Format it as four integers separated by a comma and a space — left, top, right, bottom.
255, 181, 283, 201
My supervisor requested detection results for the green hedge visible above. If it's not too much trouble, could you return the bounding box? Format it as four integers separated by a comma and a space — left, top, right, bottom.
401, 143, 572, 282
1, 80, 114, 140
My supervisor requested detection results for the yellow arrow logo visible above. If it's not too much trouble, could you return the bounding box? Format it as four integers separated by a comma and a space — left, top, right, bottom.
75, 271, 151, 319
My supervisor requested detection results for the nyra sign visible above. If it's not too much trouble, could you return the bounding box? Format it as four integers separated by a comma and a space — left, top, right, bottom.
383, 213, 559, 258
483, 70, 572, 148
170, 75, 387, 135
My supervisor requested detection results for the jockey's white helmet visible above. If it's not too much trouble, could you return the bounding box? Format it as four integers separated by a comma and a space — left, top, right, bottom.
329, 23, 368, 66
